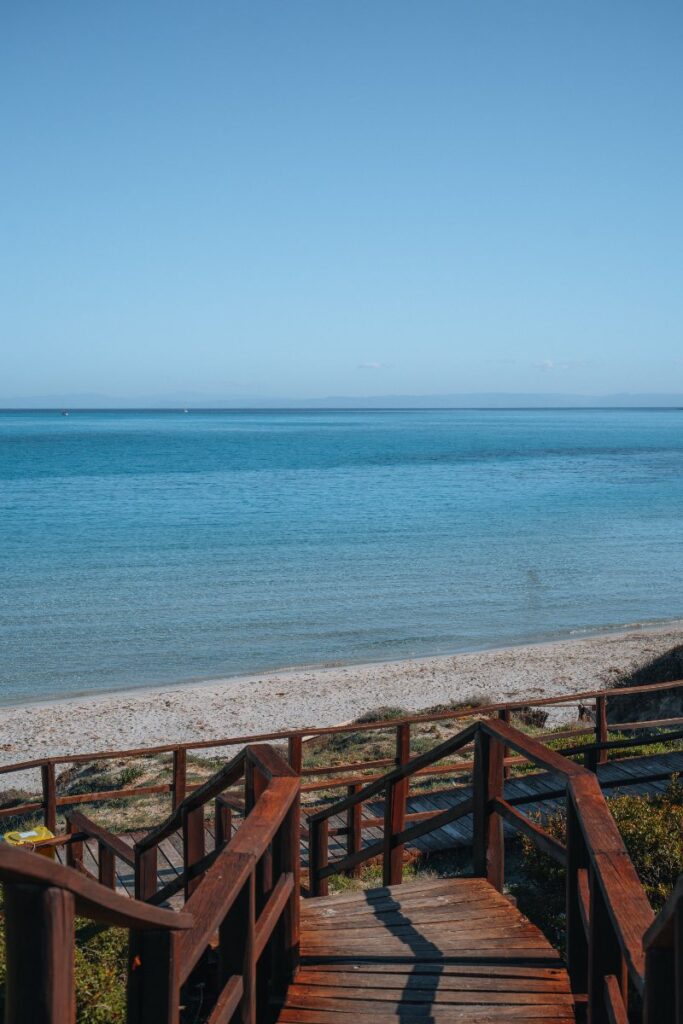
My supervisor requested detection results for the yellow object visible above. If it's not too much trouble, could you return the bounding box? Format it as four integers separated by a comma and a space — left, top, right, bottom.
2, 825, 56, 859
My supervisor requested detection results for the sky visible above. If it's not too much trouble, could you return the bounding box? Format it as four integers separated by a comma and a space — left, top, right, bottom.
2, 2, 683, 403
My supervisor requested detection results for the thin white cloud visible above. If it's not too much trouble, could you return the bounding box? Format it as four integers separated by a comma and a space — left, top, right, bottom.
532, 359, 592, 372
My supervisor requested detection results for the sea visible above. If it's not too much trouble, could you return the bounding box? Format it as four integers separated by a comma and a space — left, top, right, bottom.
1, 408, 682, 705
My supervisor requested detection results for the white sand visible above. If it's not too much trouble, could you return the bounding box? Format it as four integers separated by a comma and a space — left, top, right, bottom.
1, 622, 682, 785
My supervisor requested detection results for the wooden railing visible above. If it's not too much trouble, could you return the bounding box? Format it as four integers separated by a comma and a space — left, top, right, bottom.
0, 743, 301, 1024
307, 717, 680, 1024
0, 678, 681, 829
642, 875, 683, 1024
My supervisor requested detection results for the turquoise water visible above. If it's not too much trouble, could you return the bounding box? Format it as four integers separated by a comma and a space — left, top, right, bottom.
1, 408, 682, 705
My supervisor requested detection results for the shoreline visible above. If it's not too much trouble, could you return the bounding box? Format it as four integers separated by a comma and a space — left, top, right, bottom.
3, 617, 680, 713
1, 620, 682, 778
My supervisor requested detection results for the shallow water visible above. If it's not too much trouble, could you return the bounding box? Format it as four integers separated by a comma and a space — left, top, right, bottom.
1, 408, 682, 703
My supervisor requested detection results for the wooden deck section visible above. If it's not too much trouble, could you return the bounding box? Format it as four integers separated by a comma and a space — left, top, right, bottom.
276, 877, 575, 1023
321, 748, 683, 861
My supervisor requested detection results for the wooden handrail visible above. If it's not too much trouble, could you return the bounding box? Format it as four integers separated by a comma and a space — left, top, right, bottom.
0, 842, 191, 931
176, 777, 299, 983
136, 748, 246, 854
307, 721, 480, 822
65, 809, 136, 866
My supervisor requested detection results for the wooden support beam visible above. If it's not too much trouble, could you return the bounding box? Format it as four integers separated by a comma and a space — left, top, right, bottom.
127, 928, 181, 1024
566, 796, 590, 998
596, 695, 609, 767
215, 796, 232, 848
588, 865, 628, 1024
382, 723, 410, 887
3, 882, 76, 1024
346, 783, 362, 878
288, 735, 303, 775
472, 730, 504, 890
183, 804, 206, 900
172, 748, 187, 809
309, 818, 329, 898
42, 761, 57, 833
98, 842, 116, 890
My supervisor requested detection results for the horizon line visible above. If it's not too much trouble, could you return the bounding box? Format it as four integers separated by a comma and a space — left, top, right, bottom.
2, 405, 683, 413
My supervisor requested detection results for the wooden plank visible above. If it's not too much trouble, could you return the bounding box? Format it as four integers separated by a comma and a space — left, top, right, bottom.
285, 984, 575, 1006
297, 963, 569, 978
278, 1013, 574, 1024
206, 975, 244, 1024
292, 969, 570, 991
254, 872, 295, 960
279, 1000, 575, 1019
603, 974, 628, 1024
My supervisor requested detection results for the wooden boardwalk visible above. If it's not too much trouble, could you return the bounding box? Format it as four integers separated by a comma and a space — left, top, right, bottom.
55, 748, 682, 894
322, 748, 683, 861
276, 877, 575, 1023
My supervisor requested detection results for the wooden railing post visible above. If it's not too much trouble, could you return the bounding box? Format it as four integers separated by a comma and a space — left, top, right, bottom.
98, 841, 116, 889
274, 788, 301, 984
566, 792, 589, 998
135, 845, 158, 901
3, 882, 76, 1024
182, 804, 205, 900
309, 817, 328, 897
171, 748, 186, 810
215, 794, 232, 848
251, 765, 273, 911
244, 759, 255, 814
644, 944, 676, 1024
219, 872, 256, 1024
587, 867, 627, 1024
382, 723, 410, 887
472, 728, 504, 889
498, 708, 511, 780
346, 783, 362, 877
288, 735, 303, 774
127, 928, 181, 1024
595, 696, 608, 767
42, 761, 57, 833
65, 812, 83, 873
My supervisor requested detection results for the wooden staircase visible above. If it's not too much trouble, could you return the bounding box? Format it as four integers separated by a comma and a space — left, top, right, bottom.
277, 877, 574, 1024
0, 723, 681, 1023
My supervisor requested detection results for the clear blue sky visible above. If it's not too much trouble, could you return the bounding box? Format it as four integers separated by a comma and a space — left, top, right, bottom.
2, 2, 682, 402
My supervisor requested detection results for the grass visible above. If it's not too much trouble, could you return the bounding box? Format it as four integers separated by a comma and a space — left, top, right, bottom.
0, 891, 129, 1024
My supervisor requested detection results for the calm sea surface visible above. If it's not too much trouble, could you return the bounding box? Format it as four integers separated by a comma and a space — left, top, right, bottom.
1, 409, 682, 704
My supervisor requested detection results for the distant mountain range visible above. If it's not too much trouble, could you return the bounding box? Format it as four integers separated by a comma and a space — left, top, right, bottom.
2, 392, 683, 409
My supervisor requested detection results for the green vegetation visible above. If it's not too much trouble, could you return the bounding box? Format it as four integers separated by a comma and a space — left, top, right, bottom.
0, 898, 128, 1024
511, 777, 683, 950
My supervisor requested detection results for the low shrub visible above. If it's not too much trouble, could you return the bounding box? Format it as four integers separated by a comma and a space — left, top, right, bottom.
513, 777, 683, 949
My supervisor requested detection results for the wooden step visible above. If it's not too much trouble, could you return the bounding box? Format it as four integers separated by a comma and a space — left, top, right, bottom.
276, 877, 575, 1023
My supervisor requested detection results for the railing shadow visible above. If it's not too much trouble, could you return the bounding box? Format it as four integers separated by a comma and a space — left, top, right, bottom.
359, 884, 564, 1021
362, 886, 444, 1022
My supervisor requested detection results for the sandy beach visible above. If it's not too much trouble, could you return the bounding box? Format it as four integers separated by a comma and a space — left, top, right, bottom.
1, 621, 682, 779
